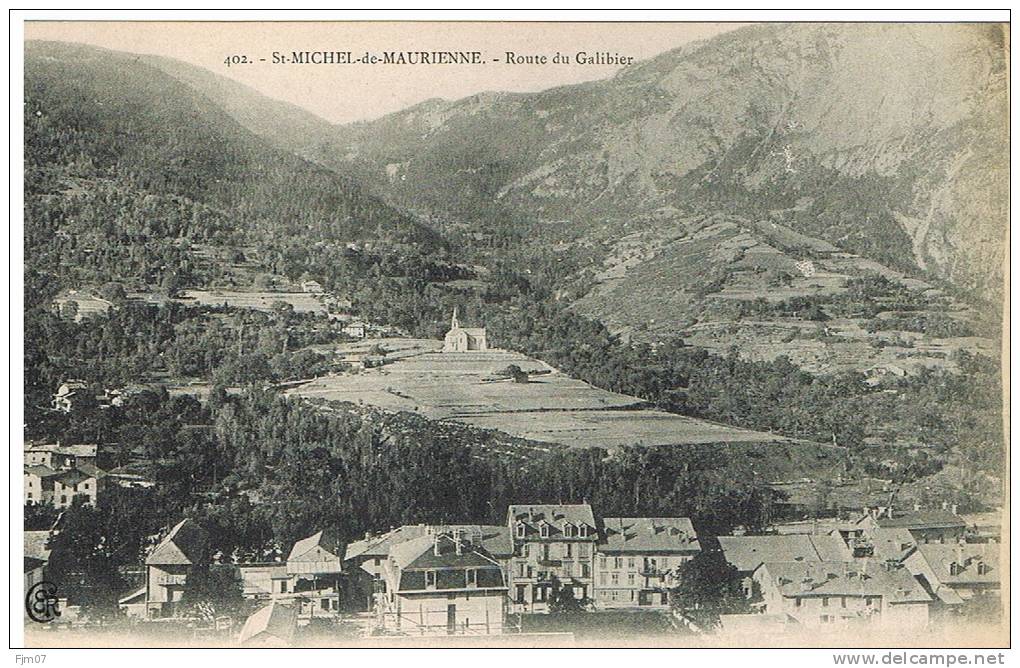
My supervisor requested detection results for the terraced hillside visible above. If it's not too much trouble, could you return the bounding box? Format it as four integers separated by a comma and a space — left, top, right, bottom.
572, 213, 998, 376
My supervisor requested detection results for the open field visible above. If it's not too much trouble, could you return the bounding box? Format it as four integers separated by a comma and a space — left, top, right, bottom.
174, 289, 326, 314
287, 340, 796, 450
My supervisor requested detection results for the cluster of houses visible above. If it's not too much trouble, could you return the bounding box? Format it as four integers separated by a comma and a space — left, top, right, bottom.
717, 507, 1000, 635
23, 440, 157, 510
24, 500, 997, 644
23, 442, 106, 508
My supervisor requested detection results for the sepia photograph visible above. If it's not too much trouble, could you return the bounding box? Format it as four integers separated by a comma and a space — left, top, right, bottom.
11, 10, 1011, 656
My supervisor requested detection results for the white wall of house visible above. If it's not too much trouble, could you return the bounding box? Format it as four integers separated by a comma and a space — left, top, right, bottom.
385, 590, 506, 635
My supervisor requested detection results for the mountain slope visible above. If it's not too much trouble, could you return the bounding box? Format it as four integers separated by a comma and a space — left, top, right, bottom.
319, 23, 1008, 303
24, 39, 439, 289
133, 52, 338, 158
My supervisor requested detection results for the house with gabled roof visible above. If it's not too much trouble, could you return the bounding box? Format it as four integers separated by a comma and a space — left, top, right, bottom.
718, 534, 852, 575
753, 560, 931, 629
506, 504, 597, 612
857, 508, 967, 545
595, 517, 700, 608
51, 465, 106, 508
903, 542, 1001, 607
376, 529, 508, 635
285, 529, 342, 617
343, 524, 513, 613
144, 519, 208, 619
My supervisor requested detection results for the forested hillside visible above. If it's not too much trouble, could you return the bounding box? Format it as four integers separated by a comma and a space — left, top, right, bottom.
24, 40, 438, 305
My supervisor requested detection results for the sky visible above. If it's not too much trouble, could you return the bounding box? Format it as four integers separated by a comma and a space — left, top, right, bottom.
24, 21, 743, 125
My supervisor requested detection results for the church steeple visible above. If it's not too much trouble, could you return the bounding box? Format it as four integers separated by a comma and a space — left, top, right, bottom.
451, 307, 460, 331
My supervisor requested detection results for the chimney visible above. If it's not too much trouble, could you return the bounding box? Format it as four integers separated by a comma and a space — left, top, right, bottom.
433, 534, 442, 557
951, 504, 958, 515
454, 529, 463, 555
914, 503, 921, 512
942, 501, 949, 511
364, 531, 372, 540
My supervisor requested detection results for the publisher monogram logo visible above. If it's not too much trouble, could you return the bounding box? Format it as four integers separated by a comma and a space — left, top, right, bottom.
25, 582, 60, 623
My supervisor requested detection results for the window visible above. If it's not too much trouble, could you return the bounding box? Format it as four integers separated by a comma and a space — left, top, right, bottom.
280, 581, 288, 593
374, 558, 381, 567
579, 524, 588, 538
627, 573, 635, 585
518, 563, 527, 578
564, 524, 575, 538
467, 569, 477, 587
27, 493, 32, 500
426, 570, 437, 589
565, 543, 573, 558
516, 523, 527, 539
564, 563, 572, 577
628, 557, 635, 570
821, 615, 832, 624
611, 573, 619, 585
795, 598, 802, 607
977, 562, 989, 576
540, 523, 550, 538
60, 495, 66, 504
822, 597, 829, 607
599, 556, 607, 569
866, 597, 878, 607
321, 598, 329, 611
578, 544, 590, 558
600, 573, 607, 585
614, 557, 623, 569
581, 564, 590, 578
84, 483, 89, 490
949, 562, 960, 576
840, 596, 847, 608
542, 545, 551, 561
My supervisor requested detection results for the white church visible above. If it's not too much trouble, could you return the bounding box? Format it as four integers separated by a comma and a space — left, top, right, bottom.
443, 308, 488, 352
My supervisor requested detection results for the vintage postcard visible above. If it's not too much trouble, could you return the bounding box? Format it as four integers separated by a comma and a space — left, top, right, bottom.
13, 13, 1010, 653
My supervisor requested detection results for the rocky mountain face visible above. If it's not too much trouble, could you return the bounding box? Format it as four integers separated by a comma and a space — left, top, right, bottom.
320, 23, 1008, 305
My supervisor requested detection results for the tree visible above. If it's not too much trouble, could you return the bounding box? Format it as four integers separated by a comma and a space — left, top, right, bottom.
181, 564, 250, 621
98, 282, 127, 303
548, 576, 589, 613
45, 501, 127, 621
499, 364, 529, 383
670, 551, 756, 630
24, 503, 60, 531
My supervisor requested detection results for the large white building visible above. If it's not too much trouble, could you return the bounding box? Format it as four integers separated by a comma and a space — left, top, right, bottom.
595, 517, 701, 608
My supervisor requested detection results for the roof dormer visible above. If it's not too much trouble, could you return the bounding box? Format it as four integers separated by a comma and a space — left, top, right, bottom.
515, 521, 527, 539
